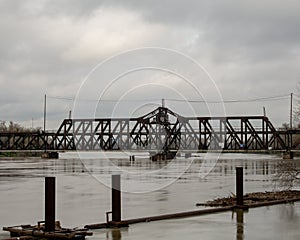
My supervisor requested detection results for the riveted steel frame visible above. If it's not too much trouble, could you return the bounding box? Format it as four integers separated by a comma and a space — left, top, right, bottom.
0, 107, 292, 152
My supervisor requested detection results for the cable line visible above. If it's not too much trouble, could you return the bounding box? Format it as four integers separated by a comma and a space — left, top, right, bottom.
47, 93, 292, 104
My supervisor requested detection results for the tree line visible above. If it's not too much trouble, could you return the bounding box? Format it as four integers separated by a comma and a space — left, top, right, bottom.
0, 120, 41, 132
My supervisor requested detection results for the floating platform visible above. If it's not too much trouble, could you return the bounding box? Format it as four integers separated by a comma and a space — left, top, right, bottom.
3, 221, 92, 240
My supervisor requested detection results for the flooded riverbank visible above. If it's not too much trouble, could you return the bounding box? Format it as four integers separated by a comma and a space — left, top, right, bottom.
0, 153, 299, 239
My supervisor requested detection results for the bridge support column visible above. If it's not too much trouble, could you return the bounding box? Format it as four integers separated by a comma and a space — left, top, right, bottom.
41, 152, 59, 159
282, 151, 294, 159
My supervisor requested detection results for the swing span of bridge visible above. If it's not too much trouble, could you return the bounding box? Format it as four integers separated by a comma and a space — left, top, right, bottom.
0, 107, 298, 153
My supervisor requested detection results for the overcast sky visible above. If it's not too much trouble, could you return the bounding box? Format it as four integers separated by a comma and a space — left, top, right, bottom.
0, 0, 299, 129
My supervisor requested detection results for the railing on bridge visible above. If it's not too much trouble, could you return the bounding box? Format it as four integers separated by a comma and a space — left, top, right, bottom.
0, 107, 296, 152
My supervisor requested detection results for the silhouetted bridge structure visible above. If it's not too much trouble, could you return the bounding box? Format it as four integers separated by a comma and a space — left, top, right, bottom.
0, 107, 299, 154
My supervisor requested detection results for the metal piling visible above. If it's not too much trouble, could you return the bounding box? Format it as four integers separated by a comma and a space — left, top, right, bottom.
236, 167, 244, 206
111, 175, 121, 222
45, 177, 55, 232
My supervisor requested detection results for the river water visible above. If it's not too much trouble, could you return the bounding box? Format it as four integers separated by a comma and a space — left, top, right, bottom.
0, 152, 299, 239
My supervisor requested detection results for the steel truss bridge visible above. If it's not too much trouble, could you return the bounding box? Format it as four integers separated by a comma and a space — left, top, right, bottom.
0, 107, 298, 153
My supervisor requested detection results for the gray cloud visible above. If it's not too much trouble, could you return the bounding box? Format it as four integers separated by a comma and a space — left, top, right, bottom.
0, 0, 299, 129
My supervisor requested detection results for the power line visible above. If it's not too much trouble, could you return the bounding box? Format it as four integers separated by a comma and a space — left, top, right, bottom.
47, 95, 162, 102
47, 93, 292, 104
293, 93, 300, 98
166, 94, 290, 103
48, 96, 74, 101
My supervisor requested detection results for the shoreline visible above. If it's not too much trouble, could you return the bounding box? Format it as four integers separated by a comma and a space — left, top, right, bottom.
196, 190, 300, 207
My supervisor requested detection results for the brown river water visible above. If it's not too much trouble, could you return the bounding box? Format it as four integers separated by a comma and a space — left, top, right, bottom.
0, 152, 299, 239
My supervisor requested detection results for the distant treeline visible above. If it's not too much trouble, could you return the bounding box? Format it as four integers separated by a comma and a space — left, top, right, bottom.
0, 120, 41, 132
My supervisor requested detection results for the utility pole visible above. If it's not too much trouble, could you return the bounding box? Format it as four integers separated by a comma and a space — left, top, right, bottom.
263, 106, 266, 117
44, 94, 46, 133
290, 93, 293, 129
44, 94, 47, 152
162, 98, 165, 108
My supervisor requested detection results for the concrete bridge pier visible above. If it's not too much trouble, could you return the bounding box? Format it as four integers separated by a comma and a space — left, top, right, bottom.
282, 150, 294, 159
41, 152, 59, 159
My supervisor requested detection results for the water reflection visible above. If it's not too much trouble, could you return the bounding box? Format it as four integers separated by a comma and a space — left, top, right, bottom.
105, 228, 128, 240
43, 155, 280, 177
155, 189, 169, 202
235, 209, 245, 240
2, 154, 298, 180
0, 154, 288, 191
107, 229, 121, 240
1, 154, 300, 239
0, 153, 293, 178
278, 203, 298, 221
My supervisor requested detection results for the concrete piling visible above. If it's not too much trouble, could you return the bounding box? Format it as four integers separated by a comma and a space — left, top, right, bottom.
45, 177, 55, 232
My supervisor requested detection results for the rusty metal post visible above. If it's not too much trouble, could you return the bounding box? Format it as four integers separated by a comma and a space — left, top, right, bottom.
45, 177, 55, 231
112, 175, 121, 222
236, 167, 243, 206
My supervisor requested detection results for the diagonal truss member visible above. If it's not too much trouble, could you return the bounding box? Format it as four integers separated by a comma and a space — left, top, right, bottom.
0, 107, 294, 151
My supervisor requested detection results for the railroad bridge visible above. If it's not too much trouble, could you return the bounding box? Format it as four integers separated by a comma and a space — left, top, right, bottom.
0, 107, 298, 155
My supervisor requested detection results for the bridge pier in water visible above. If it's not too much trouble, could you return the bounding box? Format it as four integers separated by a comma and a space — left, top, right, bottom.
41, 152, 59, 159
282, 151, 294, 159
282, 150, 294, 159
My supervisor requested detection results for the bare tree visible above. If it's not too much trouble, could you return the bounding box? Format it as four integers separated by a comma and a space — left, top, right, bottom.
281, 122, 289, 130
294, 83, 300, 128
0, 120, 41, 132
274, 160, 300, 189
0, 121, 6, 132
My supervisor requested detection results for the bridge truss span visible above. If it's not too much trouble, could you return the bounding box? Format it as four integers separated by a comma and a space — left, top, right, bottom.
179, 116, 286, 151
0, 107, 293, 152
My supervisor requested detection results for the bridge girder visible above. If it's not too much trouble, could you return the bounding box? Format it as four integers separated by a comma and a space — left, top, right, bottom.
0, 107, 293, 152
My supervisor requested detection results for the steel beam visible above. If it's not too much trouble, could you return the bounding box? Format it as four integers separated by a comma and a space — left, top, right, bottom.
0, 107, 294, 152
